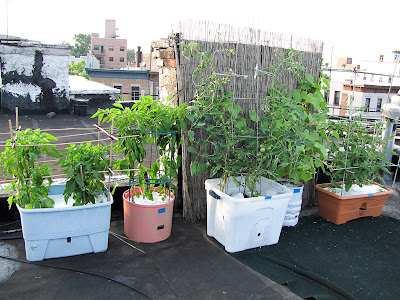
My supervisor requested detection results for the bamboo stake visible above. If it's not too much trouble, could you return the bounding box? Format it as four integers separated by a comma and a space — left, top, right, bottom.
15, 107, 19, 129
8, 119, 13, 141
97, 110, 101, 147
80, 165, 86, 204
108, 119, 114, 202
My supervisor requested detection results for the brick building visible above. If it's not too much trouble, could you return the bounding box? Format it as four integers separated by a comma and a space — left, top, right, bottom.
90, 20, 127, 69
86, 68, 159, 101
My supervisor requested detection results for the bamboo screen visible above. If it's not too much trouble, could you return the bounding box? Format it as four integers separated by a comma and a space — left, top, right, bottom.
174, 21, 324, 222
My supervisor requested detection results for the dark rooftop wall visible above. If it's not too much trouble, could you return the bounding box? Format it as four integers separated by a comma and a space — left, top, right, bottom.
0, 44, 70, 114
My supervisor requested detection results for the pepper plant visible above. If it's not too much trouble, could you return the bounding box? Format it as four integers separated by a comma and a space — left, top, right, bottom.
1, 129, 59, 209
58, 142, 110, 205
93, 95, 186, 200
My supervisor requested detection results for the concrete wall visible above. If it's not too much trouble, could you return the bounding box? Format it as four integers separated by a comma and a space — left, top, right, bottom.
0, 42, 71, 113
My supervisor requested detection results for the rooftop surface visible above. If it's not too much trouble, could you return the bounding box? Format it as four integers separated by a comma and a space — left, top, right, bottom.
1, 113, 400, 299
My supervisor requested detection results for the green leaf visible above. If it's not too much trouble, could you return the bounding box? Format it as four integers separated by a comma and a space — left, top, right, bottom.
113, 102, 124, 109
306, 93, 320, 110
305, 74, 314, 84
188, 130, 195, 142
233, 104, 242, 117
291, 89, 302, 102
295, 145, 305, 155
75, 173, 83, 187
332, 130, 340, 140
249, 110, 258, 122
186, 145, 196, 153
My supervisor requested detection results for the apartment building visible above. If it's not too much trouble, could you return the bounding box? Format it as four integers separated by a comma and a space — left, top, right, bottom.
325, 54, 400, 117
86, 68, 159, 101
90, 19, 127, 69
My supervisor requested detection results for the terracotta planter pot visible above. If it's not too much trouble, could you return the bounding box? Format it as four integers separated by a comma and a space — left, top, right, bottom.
315, 182, 393, 225
123, 187, 174, 243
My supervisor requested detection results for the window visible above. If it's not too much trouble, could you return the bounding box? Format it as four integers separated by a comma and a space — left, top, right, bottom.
93, 45, 103, 53
347, 58, 352, 64
120, 57, 124, 62
131, 86, 140, 100
120, 46, 125, 51
114, 85, 122, 94
380, 55, 384, 62
109, 46, 114, 51
109, 57, 114, 62
334, 91, 340, 105
377, 98, 382, 112
364, 98, 371, 112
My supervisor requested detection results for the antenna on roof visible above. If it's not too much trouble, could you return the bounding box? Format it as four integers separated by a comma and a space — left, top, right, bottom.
6, 0, 9, 37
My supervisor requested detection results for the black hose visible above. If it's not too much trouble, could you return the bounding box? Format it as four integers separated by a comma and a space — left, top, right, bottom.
0, 254, 154, 300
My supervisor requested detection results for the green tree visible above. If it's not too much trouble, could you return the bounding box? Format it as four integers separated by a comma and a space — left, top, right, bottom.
69, 61, 90, 79
71, 34, 91, 57
127, 49, 136, 63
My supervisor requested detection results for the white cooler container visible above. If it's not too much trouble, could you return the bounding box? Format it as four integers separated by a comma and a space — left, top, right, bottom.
205, 177, 292, 253
18, 184, 113, 261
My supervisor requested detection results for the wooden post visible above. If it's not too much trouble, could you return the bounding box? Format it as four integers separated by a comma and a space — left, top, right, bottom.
108, 119, 114, 202
8, 119, 13, 140
97, 109, 101, 147
15, 107, 19, 130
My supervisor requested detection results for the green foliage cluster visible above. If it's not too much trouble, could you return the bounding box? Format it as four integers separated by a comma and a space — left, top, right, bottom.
59, 143, 110, 205
327, 117, 393, 191
183, 42, 330, 195
69, 61, 90, 80
70, 33, 91, 58
93, 95, 186, 200
1, 129, 111, 209
1, 129, 59, 209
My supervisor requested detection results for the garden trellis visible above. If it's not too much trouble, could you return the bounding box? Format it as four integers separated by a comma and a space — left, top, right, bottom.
0, 108, 167, 202
174, 21, 324, 222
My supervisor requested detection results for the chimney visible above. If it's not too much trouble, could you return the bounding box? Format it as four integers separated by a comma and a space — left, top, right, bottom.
136, 46, 142, 67
105, 19, 117, 38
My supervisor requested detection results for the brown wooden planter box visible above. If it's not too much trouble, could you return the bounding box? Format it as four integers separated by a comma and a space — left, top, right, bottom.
315, 182, 393, 225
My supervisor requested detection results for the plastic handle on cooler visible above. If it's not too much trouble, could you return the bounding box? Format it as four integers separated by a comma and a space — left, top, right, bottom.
209, 190, 221, 200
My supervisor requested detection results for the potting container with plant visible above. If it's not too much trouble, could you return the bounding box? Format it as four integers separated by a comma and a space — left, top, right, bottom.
1, 129, 113, 261
182, 43, 330, 251
316, 117, 394, 225
94, 96, 186, 243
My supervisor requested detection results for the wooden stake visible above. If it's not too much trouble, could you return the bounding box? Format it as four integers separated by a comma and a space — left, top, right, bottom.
8, 119, 13, 140
15, 107, 19, 129
97, 109, 101, 146
108, 118, 114, 202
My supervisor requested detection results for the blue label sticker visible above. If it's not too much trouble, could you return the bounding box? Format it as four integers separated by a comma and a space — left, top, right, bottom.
209, 190, 221, 200
367, 193, 374, 197
158, 208, 166, 214
265, 196, 272, 199
293, 188, 301, 193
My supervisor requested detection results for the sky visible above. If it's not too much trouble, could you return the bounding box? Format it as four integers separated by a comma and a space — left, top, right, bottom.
0, 0, 398, 66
